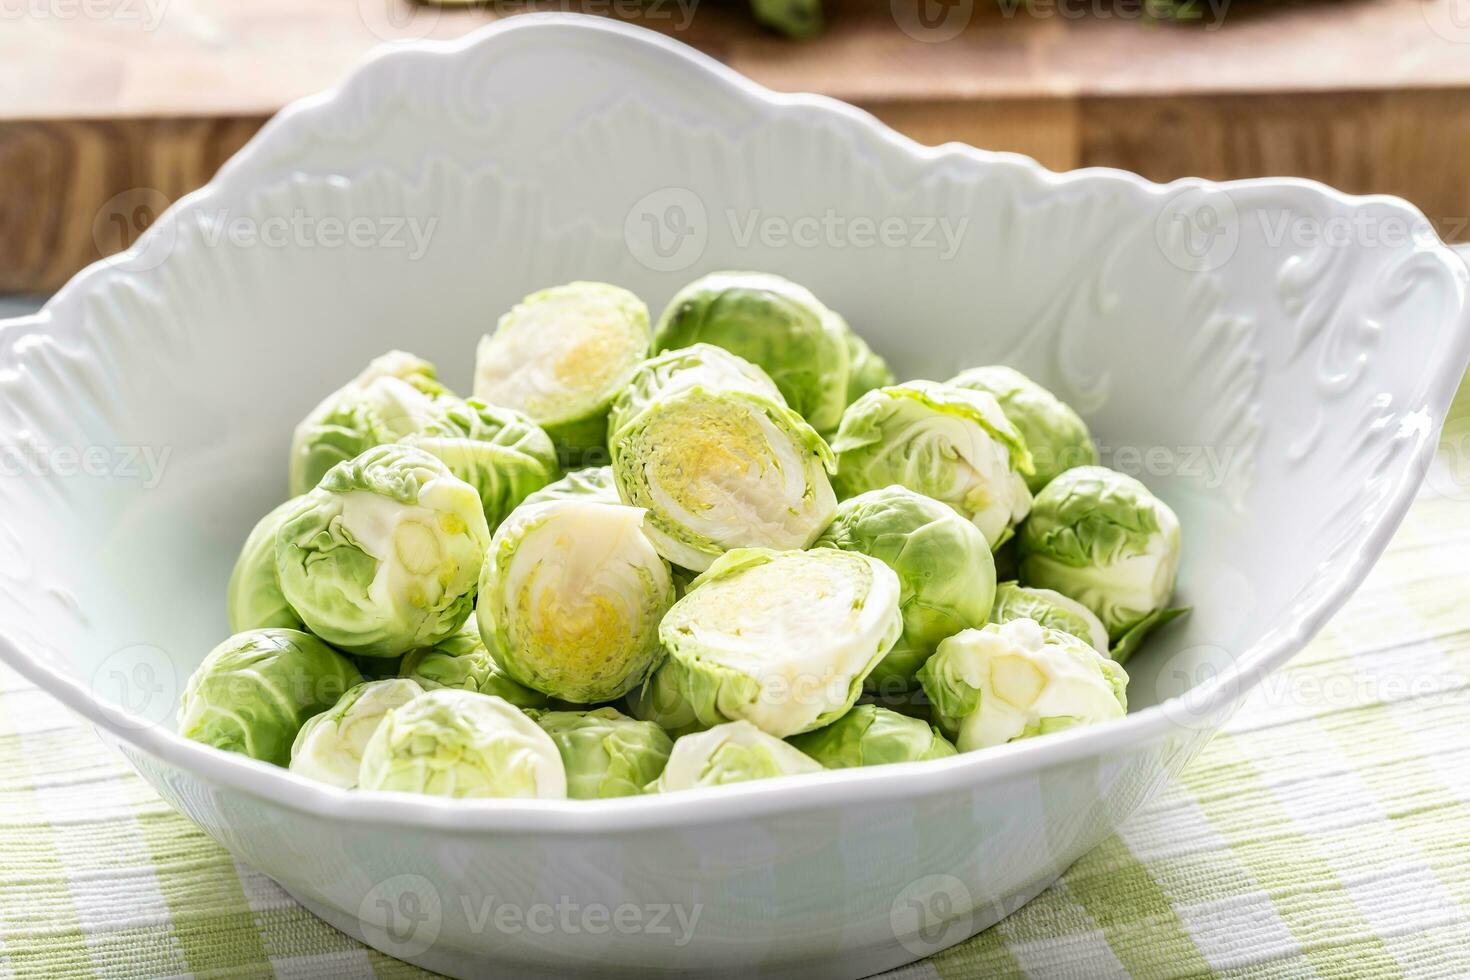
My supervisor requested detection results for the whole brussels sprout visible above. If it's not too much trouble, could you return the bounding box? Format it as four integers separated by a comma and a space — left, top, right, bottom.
653, 548, 901, 738
918, 618, 1127, 752
609, 345, 837, 572
226, 497, 306, 633
815, 486, 996, 693
289, 350, 449, 496
948, 366, 1096, 492
653, 272, 856, 432
178, 629, 362, 766
399, 624, 548, 710
276, 444, 491, 658
358, 690, 566, 799
831, 381, 1034, 549
401, 398, 559, 532
289, 678, 424, 788
533, 707, 673, 799
519, 465, 619, 508
626, 657, 706, 738
650, 721, 824, 792
473, 282, 651, 462
844, 330, 895, 405
788, 704, 955, 768
1017, 466, 1184, 643
990, 581, 1108, 654
476, 499, 674, 703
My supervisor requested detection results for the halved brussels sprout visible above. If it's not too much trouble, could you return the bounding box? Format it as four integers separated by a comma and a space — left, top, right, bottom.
815, 485, 996, 693
399, 624, 548, 710
178, 629, 362, 766
289, 350, 449, 496
831, 380, 1034, 548
989, 581, 1108, 654
656, 548, 902, 738
358, 689, 566, 798
227, 497, 306, 633
948, 366, 1096, 492
289, 678, 424, 788
476, 499, 674, 703
788, 704, 956, 768
401, 398, 559, 532
520, 465, 619, 508
653, 272, 852, 433
534, 707, 673, 799
917, 618, 1127, 752
650, 721, 824, 792
276, 444, 491, 657
473, 282, 651, 460
1017, 466, 1184, 642
610, 346, 837, 572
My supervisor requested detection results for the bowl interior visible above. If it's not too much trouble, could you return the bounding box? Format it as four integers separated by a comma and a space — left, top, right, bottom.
0, 19, 1463, 733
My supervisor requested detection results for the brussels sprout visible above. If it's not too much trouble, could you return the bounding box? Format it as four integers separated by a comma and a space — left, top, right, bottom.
653, 273, 852, 433
289, 350, 449, 496
832, 381, 1034, 549
948, 366, 1097, 493
650, 721, 824, 792
476, 499, 674, 703
276, 444, 491, 657
917, 618, 1127, 752
520, 465, 619, 508
610, 346, 837, 571
226, 497, 305, 633
399, 624, 549, 710
358, 690, 566, 798
989, 581, 1108, 654
1017, 466, 1184, 642
626, 656, 707, 738
473, 282, 651, 461
815, 486, 996, 693
289, 678, 424, 788
534, 707, 673, 799
178, 629, 362, 766
401, 398, 559, 532
788, 704, 955, 768
844, 330, 895, 405
655, 548, 902, 738
750, 0, 822, 37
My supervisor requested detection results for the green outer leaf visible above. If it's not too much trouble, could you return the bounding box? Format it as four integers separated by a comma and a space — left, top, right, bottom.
226, 497, 306, 633
787, 704, 955, 768
750, 0, 823, 37
177, 629, 362, 766
650, 721, 825, 792
989, 580, 1108, 653
534, 707, 673, 799
843, 327, 895, 405
949, 365, 1096, 492
399, 625, 549, 709
520, 465, 619, 508
1110, 606, 1190, 665
626, 658, 709, 738
832, 380, 1033, 475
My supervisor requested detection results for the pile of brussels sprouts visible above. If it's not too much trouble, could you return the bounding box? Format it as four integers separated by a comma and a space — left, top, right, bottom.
181, 273, 1186, 800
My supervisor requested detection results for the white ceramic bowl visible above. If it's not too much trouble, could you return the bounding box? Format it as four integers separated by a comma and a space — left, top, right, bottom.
1, 15, 1467, 978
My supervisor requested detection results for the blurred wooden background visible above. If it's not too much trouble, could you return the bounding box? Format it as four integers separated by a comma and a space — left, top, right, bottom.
3, 0, 1469, 293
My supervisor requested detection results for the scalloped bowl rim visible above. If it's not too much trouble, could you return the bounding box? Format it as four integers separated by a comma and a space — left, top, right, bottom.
1, 14, 1467, 833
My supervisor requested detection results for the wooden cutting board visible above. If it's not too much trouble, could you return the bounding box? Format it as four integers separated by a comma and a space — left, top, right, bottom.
3, 0, 1468, 293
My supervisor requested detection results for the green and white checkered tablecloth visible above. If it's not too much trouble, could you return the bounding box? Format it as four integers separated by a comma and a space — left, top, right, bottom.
3, 350, 1470, 977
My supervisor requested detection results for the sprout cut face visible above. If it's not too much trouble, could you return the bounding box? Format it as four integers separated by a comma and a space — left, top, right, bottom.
398, 624, 549, 710
473, 282, 651, 458
1017, 466, 1183, 641
534, 707, 673, 799
227, 497, 306, 633
358, 690, 566, 799
657, 548, 902, 738
788, 704, 956, 768
831, 381, 1034, 549
610, 347, 837, 572
289, 350, 449, 496
815, 485, 996, 693
289, 678, 424, 788
476, 499, 674, 703
650, 721, 824, 792
178, 629, 362, 766
948, 366, 1097, 493
917, 618, 1127, 752
275, 444, 492, 657
990, 581, 1109, 654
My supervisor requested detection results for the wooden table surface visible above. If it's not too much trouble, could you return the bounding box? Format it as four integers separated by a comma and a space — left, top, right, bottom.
3, 0, 1469, 292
